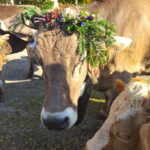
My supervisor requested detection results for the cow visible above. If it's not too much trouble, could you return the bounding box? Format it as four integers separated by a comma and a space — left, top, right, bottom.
1, 0, 150, 130
32, 27, 132, 130
87, 0, 150, 119
0, 34, 11, 101
0, 5, 35, 101
35, 0, 150, 130
85, 78, 150, 150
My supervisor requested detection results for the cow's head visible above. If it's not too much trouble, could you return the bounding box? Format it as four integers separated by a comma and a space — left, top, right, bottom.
33, 26, 133, 130
34, 29, 87, 130
86, 78, 150, 150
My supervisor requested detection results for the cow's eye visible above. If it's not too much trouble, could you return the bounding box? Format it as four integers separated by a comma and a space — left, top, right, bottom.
116, 131, 132, 141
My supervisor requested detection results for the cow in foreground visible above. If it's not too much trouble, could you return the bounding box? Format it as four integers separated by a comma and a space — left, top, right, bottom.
85, 78, 150, 150
36, 0, 150, 130
33, 27, 131, 130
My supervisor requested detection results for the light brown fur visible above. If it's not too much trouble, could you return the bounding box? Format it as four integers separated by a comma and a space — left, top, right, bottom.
88, 0, 150, 119
89, 0, 150, 73
86, 79, 150, 150
0, 5, 22, 20
0, 5, 28, 101
35, 28, 87, 113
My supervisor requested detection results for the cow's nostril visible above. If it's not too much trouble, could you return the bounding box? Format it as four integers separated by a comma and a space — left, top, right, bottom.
60, 117, 69, 130
42, 116, 70, 130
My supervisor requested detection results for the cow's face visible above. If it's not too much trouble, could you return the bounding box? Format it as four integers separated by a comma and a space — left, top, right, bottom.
35, 29, 88, 130
109, 112, 150, 150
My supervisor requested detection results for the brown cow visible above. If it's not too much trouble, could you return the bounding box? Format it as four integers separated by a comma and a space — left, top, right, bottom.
2, 0, 150, 130
37, 0, 150, 130
85, 78, 150, 150
0, 5, 33, 101
87, 0, 150, 119
0, 34, 11, 101
34, 27, 131, 130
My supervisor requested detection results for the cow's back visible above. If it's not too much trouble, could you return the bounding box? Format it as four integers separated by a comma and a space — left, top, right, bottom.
89, 0, 150, 73
0, 5, 22, 20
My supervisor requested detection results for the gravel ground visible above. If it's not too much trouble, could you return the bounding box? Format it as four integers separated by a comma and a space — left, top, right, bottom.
0, 50, 104, 150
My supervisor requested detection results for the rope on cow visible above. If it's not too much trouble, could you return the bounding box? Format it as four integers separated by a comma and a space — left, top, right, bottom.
12, 6, 116, 67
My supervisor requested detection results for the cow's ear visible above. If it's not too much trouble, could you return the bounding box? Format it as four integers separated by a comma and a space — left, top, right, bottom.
115, 79, 126, 94
113, 36, 132, 51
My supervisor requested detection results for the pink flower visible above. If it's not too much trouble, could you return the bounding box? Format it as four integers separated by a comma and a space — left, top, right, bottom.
46, 14, 50, 22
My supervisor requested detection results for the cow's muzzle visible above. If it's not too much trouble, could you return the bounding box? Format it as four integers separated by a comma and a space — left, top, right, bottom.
41, 107, 77, 130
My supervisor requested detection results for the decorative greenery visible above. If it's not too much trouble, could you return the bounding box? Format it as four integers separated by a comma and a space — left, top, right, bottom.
21, 7, 116, 67
23, 7, 38, 20
36, 0, 54, 11
64, 11, 116, 67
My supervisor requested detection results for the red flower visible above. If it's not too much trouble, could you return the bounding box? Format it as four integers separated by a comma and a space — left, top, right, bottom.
54, 11, 58, 19
50, 11, 58, 19
46, 14, 50, 22
51, 24, 55, 28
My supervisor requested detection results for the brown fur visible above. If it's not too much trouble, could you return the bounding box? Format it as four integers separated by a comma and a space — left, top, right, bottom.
99, 71, 133, 119
88, 0, 150, 73
0, 52, 5, 102
85, 123, 150, 150
86, 79, 150, 150
88, 0, 150, 118
115, 79, 125, 94
0, 5, 22, 20
140, 123, 150, 150
0, 5, 28, 101
102, 121, 150, 150
35, 28, 87, 112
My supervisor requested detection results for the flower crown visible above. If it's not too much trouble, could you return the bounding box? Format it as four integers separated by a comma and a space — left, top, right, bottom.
23, 6, 116, 67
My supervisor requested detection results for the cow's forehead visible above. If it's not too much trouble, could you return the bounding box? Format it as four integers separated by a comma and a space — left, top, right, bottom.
36, 29, 79, 63
87, 78, 150, 150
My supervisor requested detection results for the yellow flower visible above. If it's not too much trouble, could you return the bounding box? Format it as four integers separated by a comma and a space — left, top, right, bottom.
86, 0, 92, 4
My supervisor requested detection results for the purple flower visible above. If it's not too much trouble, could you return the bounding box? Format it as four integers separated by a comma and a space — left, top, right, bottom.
87, 16, 92, 20
81, 22, 85, 26
29, 43, 35, 48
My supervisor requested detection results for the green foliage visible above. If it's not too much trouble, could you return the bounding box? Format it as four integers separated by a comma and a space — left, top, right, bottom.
36, 0, 54, 10
23, 7, 38, 20
65, 11, 116, 67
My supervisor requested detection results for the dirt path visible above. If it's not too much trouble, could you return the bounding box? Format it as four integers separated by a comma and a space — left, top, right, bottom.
0, 50, 103, 150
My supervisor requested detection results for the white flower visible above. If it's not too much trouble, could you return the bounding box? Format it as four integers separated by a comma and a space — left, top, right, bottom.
50, 0, 59, 9
62, 8, 76, 18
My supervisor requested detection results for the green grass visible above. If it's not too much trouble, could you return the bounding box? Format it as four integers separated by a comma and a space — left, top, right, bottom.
0, 80, 104, 150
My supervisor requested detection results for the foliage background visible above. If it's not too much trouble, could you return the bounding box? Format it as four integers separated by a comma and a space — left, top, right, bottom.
0, 0, 92, 5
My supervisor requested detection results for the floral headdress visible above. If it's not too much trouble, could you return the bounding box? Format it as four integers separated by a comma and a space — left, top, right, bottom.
21, 5, 116, 67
